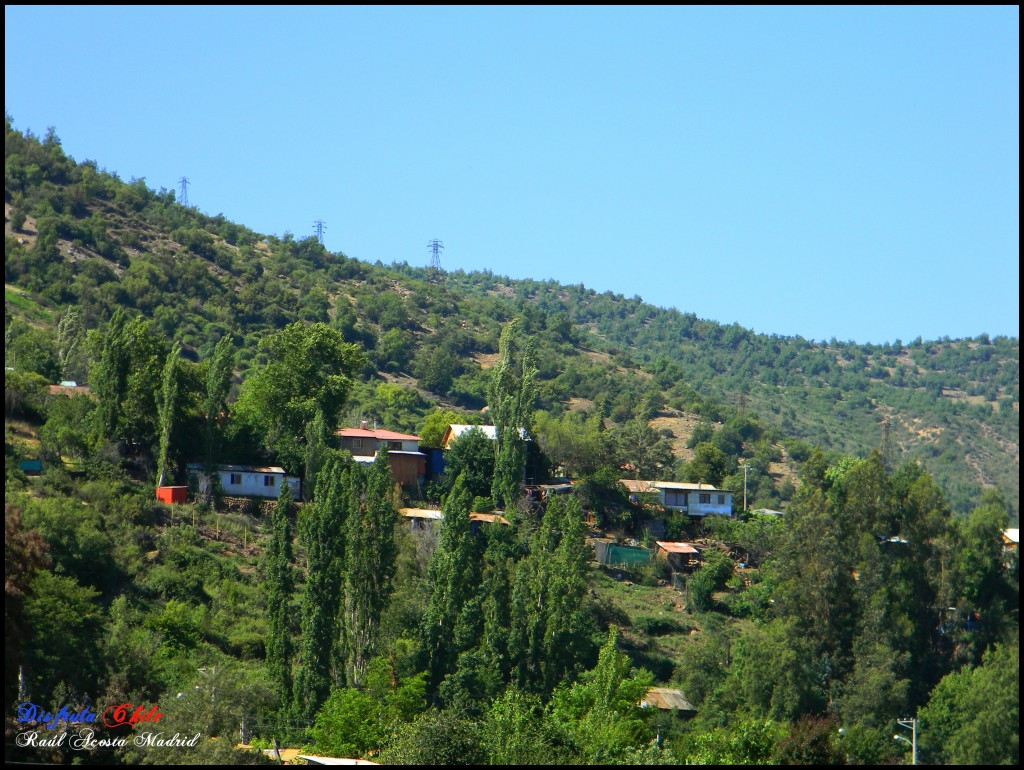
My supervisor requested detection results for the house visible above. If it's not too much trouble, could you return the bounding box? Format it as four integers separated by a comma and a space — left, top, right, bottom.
620, 479, 733, 517
655, 541, 702, 570
337, 423, 426, 488
186, 464, 302, 500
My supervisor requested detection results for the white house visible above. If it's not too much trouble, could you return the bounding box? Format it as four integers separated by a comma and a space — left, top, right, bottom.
186, 464, 302, 500
620, 479, 733, 518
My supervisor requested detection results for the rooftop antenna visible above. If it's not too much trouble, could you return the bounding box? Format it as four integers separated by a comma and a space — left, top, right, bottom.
313, 219, 326, 245
428, 239, 444, 276
178, 177, 190, 208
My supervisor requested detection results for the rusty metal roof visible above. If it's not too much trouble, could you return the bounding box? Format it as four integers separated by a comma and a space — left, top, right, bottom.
640, 687, 696, 712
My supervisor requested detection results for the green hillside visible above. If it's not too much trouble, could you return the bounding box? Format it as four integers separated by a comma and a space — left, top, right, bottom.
4, 118, 1019, 766
4, 117, 1018, 517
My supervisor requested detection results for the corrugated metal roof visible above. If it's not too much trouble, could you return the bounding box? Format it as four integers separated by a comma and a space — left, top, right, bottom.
400, 508, 444, 520
619, 479, 659, 494
186, 463, 289, 474
336, 428, 421, 441
399, 508, 511, 525
640, 687, 695, 712
469, 512, 511, 526
656, 541, 700, 554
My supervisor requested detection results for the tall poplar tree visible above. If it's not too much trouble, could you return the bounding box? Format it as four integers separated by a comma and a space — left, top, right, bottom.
488, 319, 538, 512
342, 447, 398, 687
265, 481, 296, 711
509, 495, 592, 693
294, 452, 350, 720
155, 342, 181, 487
201, 334, 235, 492
422, 474, 480, 700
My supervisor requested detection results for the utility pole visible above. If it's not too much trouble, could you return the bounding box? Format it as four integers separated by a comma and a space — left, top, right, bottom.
313, 219, 326, 245
894, 717, 917, 765
178, 177, 190, 208
741, 462, 749, 513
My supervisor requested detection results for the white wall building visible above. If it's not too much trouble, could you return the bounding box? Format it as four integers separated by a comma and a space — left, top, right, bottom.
620, 479, 733, 517
187, 464, 302, 500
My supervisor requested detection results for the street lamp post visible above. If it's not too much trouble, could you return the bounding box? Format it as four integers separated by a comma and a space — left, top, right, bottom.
894, 717, 917, 765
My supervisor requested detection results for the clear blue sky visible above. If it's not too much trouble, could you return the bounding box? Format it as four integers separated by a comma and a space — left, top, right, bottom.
5, 6, 1019, 345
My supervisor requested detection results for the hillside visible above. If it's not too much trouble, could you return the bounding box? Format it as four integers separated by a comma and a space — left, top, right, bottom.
4, 118, 1019, 516
4, 118, 1019, 767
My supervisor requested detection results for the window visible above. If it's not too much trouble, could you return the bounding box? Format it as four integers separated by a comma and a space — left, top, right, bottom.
229, 474, 242, 486
387, 441, 402, 450
699, 493, 711, 504
718, 495, 726, 505
352, 438, 363, 449
264, 475, 276, 487
664, 490, 687, 507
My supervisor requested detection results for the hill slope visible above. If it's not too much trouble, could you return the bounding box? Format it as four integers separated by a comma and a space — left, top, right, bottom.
4, 118, 1018, 516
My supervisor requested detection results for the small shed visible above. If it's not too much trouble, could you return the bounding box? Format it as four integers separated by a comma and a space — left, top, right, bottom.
18, 458, 43, 476
655, 541, 701, 570
156, 486, 189, 504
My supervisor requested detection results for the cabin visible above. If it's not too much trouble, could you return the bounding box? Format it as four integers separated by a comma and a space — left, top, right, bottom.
186, 464, 302, 500
620, 479, 733, 518
337, 423, 426, 488
655, 541, 702, 571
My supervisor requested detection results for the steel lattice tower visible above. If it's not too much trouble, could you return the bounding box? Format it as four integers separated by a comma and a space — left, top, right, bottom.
178, 177, 190, 208
428, 239, 444, 271
313, 219, 326, 244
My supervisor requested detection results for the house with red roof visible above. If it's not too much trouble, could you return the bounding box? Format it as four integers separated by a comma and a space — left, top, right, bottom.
336, 421, 426, 488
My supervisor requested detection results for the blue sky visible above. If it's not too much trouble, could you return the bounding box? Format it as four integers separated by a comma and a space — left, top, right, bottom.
5, 6, 1019, 345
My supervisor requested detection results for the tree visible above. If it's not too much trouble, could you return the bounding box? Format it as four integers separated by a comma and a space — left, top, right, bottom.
90, 309, 168, 462
234, 322, 364, 472
681, 441, 733, 486
5, 504, 50, 710
265, 482, 296, 713
418, 408, 464, 449
442, 426, 496, 501
342, 448, 398, 688
200, 334, 235, 490
614, 417, 674, 480
546, 628, 655, 764
509, 495, 594, 693
55, 305, 84, 381
532, 409, 608, 478
422, 474, 481, 700
156, 342, 182, 487
917, 642, 1019, 765
488, 319, 538, 511
294, 452, 351, 720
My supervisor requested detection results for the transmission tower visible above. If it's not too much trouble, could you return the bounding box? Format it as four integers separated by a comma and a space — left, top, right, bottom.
178, 177, 190, 208
428, 239, 444, 271
313, 219, 326, 244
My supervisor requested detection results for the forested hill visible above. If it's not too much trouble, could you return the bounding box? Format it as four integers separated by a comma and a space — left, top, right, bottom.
4, 118, 1019, 516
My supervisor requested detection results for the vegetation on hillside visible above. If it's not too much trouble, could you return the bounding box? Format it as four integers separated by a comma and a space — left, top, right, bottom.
4, 117, 1019, 765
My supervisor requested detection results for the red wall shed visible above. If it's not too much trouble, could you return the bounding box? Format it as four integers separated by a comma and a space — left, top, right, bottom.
156, 486, 189, 504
